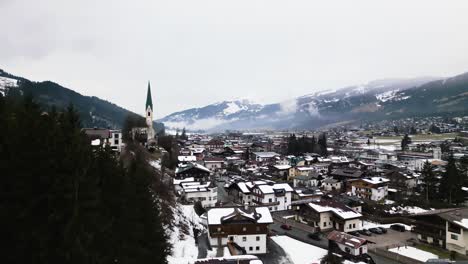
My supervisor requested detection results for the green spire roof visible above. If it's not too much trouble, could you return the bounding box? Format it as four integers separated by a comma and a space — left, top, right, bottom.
146, 81, 153, 109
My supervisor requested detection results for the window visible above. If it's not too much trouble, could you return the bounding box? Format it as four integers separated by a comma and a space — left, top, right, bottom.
451, 234, 459, 240
249, 247, 253, 251
256, 246, 260, 251
256, 236, 260, 241
114, 133, 119, 138
243, 237, 247, 242
353, 223, 356, 228
323, 222, 327, 227
114, 139, 119, 145
349, 224, 352, 229
269, 198, 272, 203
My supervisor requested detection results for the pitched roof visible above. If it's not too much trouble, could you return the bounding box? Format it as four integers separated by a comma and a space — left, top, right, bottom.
307, 199, 362, 220
207, 207, 273, 225
146, 81, 153, 109
327, 230, 367, 249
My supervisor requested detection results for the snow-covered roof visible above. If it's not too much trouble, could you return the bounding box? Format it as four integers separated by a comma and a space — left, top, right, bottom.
362, 177, 390, 185
273, 164, 291, 170
207, 207, 273, 225
256, 183, 293, 194
308, 200, 362, 220
296, 166, 316, 171
173, 177, 195, 185
252, 152, 280, 158
178, 155, 197, 162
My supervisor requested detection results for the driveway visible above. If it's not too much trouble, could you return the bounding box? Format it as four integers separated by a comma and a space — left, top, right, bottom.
360, 229, 417, 250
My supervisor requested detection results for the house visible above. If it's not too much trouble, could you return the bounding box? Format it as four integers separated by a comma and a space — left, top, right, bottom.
288, 166, 318, 180
322, 178, 342, 192
269, 164, 291, 179
204, 157, 225, 171
411, 208, 468, 255
180, 181, 218, 208
293, 174, 320, 188
349, 177, 390, 201
207, 206, 273, 254
293, 187, 323, 201
175, 163, 211, 181
328, 231, 371, 263
251, 183, 293, 211
296, 198, 362, 232
384, 170, 418, 194
330, 169, 364, 181
83, 128, 124, 152
251, 152, 280, 163
206, 139, 225, 151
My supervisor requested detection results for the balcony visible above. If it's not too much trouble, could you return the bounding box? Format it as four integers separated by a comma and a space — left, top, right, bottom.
252, 200, 280, 206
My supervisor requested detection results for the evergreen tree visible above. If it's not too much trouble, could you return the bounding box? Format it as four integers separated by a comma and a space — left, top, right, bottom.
440, 154, 464, 204
181, 127, 188, 140
401, 134, 412, 151
317, 133, 328, 156
422, 161, 438, 202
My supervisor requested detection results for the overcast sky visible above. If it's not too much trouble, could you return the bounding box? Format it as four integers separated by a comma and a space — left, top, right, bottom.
2, 0, 468, 117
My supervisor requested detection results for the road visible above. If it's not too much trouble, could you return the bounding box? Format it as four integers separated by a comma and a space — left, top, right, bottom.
269, 221, 329, 249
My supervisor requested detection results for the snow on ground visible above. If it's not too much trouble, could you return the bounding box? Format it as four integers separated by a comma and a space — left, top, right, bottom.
361, 144, 397, 151
386, 206, 428, 215
149, 159, 162, 170
167, 204, 205, 264
362, 221, 412, 231
389, 246, 438, 262
271, 236, 327, 264
223, 247, 231, 257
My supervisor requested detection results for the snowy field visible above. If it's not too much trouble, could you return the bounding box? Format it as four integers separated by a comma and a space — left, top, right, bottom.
271, 236, 327, 264
389, 246, 438, 262
386, 206, 429, 215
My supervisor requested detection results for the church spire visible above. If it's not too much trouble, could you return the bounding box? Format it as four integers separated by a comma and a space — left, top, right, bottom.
146, 81, 153, 110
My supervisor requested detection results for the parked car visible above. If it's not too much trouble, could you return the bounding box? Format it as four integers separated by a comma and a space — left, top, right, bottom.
378, 227, 387, 234
280, 224, 292, 230
308, 232, 321, 241
390, 224, 406, 232
348, 231, 360, 237
358, 229, 372, 236
369, 228, 383, 235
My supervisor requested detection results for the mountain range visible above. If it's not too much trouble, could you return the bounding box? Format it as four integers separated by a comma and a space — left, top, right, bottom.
159, 73, 468, 131
0, 69, 164, 132
2, 67, 468, 133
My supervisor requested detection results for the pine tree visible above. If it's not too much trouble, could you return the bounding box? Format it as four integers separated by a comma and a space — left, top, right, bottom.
440, 154, 464, 204
422, 161, 438, 202
401, 134, 412, 151
318, 133, 328, 156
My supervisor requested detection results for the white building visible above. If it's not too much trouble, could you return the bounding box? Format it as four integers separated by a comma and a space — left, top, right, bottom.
180, 181, 217, 208
251, 183, 293, 212
207, 206, 273, 254
350, 177, 390, 201
297, 199, 362, 232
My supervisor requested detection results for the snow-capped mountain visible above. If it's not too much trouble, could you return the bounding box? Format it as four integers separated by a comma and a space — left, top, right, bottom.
159, 76, 440, 131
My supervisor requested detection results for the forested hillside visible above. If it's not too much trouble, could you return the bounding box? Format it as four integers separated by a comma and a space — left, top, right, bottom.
0, 69, 164, 132
0, 92, 170, 263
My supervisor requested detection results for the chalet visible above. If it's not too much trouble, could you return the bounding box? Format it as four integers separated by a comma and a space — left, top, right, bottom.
251, 152, 280, 163
83, 128, 124, 152
288, 166, 318, 180
293, 187, 323, 201
251, 183, 293, 211
175, 163, 211, 181
384, 170, 417, 194
328, 231, 371, 263
411, 208, 468, 255
322, 178, 342, 192
330, 169, 364, 181
180, 181, 217, 208
269, 164, 291, 179
349, 177, 390, 201
206, 139, 225, 151
207, 206, 273, 254
293, 174, 320, 188
204, 157, 224, 171
296, 198, 362, 232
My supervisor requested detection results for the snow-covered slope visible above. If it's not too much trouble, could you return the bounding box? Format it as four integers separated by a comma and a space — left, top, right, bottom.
158, 77, 438, 131
0, 76, 18, 95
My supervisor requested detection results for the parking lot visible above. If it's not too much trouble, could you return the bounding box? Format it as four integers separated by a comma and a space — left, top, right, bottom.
360, 228, 417, 250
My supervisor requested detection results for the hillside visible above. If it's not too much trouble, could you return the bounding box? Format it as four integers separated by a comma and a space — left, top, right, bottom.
0, 69, 164, 131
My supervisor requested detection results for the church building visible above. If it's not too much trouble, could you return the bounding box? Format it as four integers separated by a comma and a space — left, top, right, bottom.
145, 81, 156, 141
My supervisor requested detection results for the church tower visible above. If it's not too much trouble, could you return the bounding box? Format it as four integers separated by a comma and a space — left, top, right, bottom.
146, 81, 155, 140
